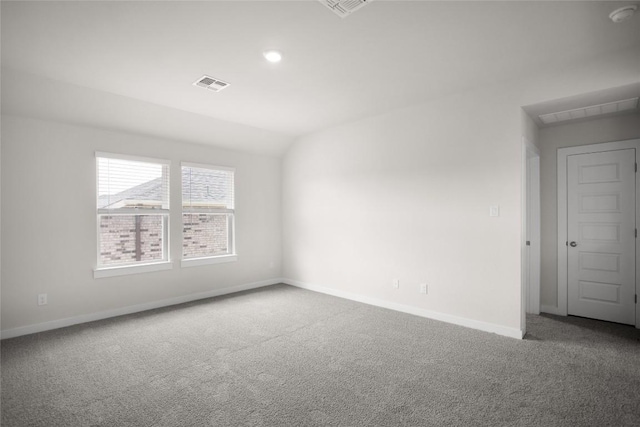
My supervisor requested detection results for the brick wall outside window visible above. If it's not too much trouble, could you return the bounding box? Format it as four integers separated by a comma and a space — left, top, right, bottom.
99, 215, 163, 265
182, 214, 229, 258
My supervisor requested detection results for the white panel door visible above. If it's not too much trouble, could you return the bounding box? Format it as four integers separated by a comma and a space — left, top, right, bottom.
567, 149, 636, 325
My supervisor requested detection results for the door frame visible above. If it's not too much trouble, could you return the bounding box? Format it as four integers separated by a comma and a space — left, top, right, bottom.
523, 138, 541, 319
557, 138, 640, 328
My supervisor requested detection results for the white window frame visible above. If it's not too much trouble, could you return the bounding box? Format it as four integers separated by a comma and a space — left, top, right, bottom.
94, 152, 172, 278
181, 162, 237, 268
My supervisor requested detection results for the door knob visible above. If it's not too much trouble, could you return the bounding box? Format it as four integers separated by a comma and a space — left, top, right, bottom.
570, 241, 577, 247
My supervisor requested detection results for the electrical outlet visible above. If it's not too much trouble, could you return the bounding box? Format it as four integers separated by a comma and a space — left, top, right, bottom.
392, 279, 400, 289
419, 283, 428, 294
38, 293, 48, 306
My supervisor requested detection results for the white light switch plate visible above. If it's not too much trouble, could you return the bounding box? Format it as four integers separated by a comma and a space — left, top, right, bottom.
489, 205, 500, 217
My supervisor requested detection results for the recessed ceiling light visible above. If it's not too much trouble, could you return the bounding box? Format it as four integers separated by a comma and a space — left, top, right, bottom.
609, 5, 637, 23
263, 50, 282, 63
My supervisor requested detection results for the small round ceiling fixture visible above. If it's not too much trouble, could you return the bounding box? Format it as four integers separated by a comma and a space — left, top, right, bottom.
263, 50, 282, 63
609, 5, 637, 23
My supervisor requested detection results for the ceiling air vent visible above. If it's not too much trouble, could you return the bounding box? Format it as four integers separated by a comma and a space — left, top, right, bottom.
539, 98, 639, 125
193, 75, 230, 93
318, 0, 372, 18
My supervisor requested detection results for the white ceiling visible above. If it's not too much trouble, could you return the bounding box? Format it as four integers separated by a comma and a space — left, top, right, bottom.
2, 1, 640, 153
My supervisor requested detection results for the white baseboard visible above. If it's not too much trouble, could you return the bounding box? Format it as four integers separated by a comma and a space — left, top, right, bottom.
1, 278, 283, 340
540, 304, 563, 316
283, 279, 524, 340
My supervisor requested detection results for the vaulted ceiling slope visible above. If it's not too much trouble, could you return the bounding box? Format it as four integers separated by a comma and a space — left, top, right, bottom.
2, 1, 639, 154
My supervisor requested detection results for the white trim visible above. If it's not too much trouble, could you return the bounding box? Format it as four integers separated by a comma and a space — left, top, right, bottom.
283, 279, 524, 339
95, 151, 171, 165
525, 144, 541, 316
540, 305, 562, 316
181, 161, 235, 172
1, 278, 282, 339
521, 139, 527, 334
557, 138, 640, 326
98, 208, 169, 215
182, 208, 234, 214
557, 148, 569, 316
94, 261, 173, 279
520, 136, 541, 336
181, 255, 237, 268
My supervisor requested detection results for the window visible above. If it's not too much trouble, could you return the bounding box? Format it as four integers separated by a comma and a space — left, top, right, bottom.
181, 163, 235, 265
95, 153, 170, 275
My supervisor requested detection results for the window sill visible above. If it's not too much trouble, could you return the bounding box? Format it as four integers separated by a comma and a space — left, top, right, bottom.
94, 261, 173, 279
181, 255, 237, 268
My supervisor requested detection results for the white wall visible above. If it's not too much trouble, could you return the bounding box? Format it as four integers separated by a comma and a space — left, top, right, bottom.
539, 113, 640, 309
282, 46, 639, 336
283, 84, 524, 332
0, 115, 282, 332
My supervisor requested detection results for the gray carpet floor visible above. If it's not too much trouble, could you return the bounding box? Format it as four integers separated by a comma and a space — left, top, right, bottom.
1, 284, 639, 427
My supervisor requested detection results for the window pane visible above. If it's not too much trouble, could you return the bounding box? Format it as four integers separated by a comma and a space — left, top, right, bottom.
98, 157, 169, 210
182, 167, 234, 210
99, 215, 164, 266
183, 213, 230, 258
